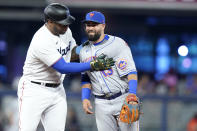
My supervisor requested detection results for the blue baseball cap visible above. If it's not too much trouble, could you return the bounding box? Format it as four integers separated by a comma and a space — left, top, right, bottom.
82, 11, 105, 24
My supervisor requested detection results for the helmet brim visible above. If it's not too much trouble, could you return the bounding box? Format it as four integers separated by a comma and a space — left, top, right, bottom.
57, 15, 75, 26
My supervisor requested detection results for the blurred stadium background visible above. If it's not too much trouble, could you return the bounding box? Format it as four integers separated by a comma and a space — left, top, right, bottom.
0, 0, 197, 131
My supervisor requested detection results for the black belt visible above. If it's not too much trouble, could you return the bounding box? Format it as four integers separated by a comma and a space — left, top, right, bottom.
31, 81, 60, 88
95, 89, 128, 100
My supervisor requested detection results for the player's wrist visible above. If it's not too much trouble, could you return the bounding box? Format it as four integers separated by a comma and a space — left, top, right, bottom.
126, 93, 138, 103
90, 61, 96, 70
82, 99, 90, 102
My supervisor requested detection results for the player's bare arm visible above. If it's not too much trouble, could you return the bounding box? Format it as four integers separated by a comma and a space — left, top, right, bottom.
70, 46, 79, 62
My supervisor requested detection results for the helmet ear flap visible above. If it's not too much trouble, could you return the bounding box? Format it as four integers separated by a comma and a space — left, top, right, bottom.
43, 14, 49, 23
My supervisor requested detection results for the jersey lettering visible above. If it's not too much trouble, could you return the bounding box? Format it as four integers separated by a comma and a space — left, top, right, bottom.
102, 69, 113, 77
57, 42, 71, 56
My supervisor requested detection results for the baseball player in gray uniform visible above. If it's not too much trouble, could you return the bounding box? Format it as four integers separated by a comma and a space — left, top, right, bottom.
17, 4, 114, 131
79, 11, 140, 131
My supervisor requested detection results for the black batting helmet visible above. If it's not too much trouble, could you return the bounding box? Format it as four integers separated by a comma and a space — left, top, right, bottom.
44, 3, 75, 26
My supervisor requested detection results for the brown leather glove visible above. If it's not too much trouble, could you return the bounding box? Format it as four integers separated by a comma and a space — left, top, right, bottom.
119, 94, 141, 124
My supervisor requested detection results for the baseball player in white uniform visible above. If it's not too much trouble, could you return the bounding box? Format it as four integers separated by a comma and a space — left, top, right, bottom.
80, 11, 140, 131
17, 4, 114, 131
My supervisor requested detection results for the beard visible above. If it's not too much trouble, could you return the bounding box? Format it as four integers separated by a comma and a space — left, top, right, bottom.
86, 30, 101, 41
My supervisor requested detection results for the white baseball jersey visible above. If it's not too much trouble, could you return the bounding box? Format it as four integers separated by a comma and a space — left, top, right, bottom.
80, 35, 136, 96
23, 24, 76, 83
18, 24, 76, 131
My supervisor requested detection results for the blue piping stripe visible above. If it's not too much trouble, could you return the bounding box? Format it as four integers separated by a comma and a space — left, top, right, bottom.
120, 69, 137, 77
95, 72, 105, 94
95, 36, 115, 55
94, 35, 109, 46
128, 71, 137, 75
94, 36, 115, 94
100, 72, 112, 93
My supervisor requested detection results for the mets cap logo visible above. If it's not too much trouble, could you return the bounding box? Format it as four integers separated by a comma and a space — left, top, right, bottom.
117, 59, 127, 70
90, 13, 94, 17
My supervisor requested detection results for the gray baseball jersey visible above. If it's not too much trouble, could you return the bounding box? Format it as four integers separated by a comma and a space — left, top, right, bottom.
80, 34, 139, 131
80, 35, 137, 96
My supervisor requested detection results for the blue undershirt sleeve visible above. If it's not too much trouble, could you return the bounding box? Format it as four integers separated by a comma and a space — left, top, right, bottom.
81, 88, 91, 101
81, 73, 91, 100
52, 57, 91, 74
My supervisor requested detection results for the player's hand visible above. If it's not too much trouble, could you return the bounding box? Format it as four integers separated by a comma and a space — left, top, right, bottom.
126, 93, 139, 104
82, 99, 93, 114
90, 54, 115, 71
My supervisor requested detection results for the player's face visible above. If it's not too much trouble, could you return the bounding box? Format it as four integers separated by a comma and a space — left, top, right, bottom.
53, 22, 68, 35
46, 20, 69, 36
85, 22, 105, 41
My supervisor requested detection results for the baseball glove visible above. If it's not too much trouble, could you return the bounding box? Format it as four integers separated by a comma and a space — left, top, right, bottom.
119, 94, 141, 124
90, 54, 115, 71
